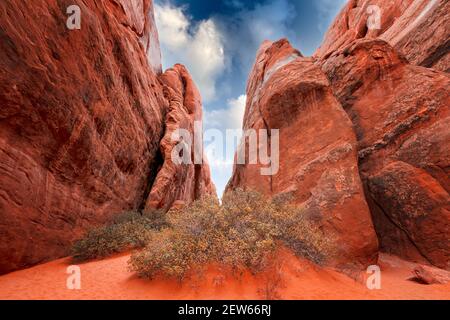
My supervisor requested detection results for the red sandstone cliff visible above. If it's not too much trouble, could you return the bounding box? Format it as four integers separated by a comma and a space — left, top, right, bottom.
315, 0, 450, 72
227, 1, 449, 270
226, 39, 379, 270
0, 0, 215, 274
315, 0, 449, 270
320, 38, 449, 270
0, 0, 448, 276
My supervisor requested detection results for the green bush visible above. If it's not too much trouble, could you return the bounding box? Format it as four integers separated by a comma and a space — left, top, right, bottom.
71, 210, 167, 262
128, 190, 334, 281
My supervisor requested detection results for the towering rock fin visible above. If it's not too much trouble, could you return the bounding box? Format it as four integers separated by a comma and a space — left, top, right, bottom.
145, 64, 217, 211
227, 39, 379, 270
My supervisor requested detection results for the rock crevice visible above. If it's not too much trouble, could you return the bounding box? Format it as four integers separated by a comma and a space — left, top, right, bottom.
0, 0, 215, 275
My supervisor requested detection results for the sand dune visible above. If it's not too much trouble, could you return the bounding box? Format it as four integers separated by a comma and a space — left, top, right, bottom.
0, 251, 448, 300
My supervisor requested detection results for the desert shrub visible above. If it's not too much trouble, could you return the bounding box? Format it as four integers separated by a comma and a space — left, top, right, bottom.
71, 210, 167, 262
129, 189, 334, 281
269, 195, 334, 265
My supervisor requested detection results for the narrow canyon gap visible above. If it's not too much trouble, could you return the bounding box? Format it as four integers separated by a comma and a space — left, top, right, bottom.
0, 0, 448, 276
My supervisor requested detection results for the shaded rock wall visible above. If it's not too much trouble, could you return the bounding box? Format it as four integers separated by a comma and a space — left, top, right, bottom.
316, 0, 450, 270
0, 0, 215, 274
320, 38, 449, 270
145, 64, 217, 211
227, 0, 449, 270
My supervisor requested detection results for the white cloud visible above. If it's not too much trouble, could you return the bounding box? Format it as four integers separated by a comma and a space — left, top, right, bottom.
315, 0, 348, 32
218, 0, 296, 70
204, 94, 246, 132
203, 94, 246, 196
155, 2, 225, 102
246, 0, 295, 41
203, 94, 246, 168
154, 4, 189, 49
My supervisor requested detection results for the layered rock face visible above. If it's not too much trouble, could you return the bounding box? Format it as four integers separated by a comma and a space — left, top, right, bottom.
145, 64, 216, 211
316, 1, 450, 270
0, 0, 215, 274
226, 40, 379, 270
320, 39, 449, 270
228, 1, 449, 270
112, 0, 162, 74
316, 0, 450, 72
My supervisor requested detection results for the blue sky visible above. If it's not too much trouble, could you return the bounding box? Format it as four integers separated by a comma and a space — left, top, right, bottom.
154, 0, 348, 196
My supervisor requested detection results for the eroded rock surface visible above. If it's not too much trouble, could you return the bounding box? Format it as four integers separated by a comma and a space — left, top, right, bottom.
413, 264, 450, 284
0, 0, 214, 274
316, 0, 450, 72
369, 162, 449, 269
145, 64, 217, 211
320, 38, 449, 269
227, 4, 449, 269
226, 39, 379, 270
